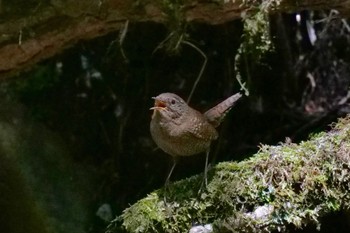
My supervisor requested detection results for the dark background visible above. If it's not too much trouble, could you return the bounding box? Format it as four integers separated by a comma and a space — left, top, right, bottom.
1, 11, 350, 233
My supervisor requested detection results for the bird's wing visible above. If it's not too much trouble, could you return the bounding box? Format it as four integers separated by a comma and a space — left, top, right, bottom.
180, 109, 218, 141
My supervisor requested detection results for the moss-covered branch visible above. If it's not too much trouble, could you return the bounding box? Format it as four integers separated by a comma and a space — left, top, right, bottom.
108, 116, 350, 232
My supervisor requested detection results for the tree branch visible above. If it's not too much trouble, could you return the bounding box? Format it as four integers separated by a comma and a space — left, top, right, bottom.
0, 0, 349, 79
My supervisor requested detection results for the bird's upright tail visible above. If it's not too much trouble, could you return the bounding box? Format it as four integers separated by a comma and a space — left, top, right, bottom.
204, 93, 242, 127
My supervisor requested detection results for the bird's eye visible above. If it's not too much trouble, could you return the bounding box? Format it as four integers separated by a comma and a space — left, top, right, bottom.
171, 99, 176, 105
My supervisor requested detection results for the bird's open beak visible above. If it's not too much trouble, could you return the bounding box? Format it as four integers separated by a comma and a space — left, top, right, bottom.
150, 97, 167, 111
150, 97, 167, 119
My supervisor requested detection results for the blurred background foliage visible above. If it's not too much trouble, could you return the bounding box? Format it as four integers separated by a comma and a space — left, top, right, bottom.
1, 10, 350, 233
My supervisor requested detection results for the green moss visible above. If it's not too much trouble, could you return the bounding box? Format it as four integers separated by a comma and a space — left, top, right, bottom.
154, 0, 188, 54
121, 193, 166, 232
108, 116, 350, 232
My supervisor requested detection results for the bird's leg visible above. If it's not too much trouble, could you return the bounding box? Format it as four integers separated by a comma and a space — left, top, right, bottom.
163, 157, 178, 204
203, 150, 209, 187
204, 150, 209, 187
165, 157, 177, 188
199, 150, 210, 194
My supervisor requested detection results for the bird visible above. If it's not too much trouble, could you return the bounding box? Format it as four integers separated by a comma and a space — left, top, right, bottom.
150, 92, 242, 188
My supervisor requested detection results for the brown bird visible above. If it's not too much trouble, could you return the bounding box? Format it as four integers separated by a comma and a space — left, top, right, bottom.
150, 92, 242, 188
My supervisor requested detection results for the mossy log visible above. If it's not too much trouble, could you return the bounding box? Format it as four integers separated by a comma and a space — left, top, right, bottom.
108, 116, 350, 232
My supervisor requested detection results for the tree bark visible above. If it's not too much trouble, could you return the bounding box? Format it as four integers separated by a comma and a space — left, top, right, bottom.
0, 0, 349, 79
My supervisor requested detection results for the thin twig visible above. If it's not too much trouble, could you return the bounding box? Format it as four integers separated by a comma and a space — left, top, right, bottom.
152, 32, 175, 55
182, 40, 207, 104
234, 48, 249, 96
119, 20, 129, 62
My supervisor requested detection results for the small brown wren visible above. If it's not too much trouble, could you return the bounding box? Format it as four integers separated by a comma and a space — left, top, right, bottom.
150, 92, 242, 188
